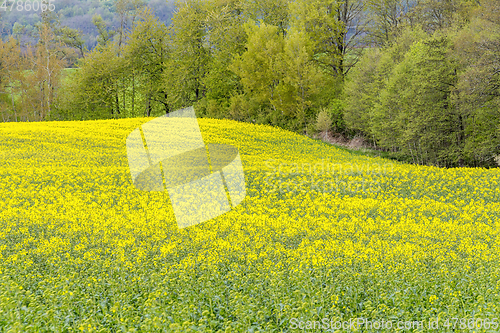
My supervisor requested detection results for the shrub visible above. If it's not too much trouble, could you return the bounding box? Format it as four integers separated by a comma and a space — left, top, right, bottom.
328, 99, 347, 133
315, 108, 332, 133
228, 94, 248, 121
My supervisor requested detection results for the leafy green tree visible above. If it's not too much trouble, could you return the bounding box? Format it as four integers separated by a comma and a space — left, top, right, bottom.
92, 15, 116, 48
345, 26, 427, 143
336, 0, 370, 76
58, 26, 87, 59
64, 43, 124, 120
411, 0, 478, 33
125, 8, 171, 116
453, 0, 500, 166
229, 20, 284, 115
315, 108, 332, 132
115, 0, 146, 49
365, 0, 417, 46
343, 48, 383, 138
165, 0, 210, 109
275, 27, 324, 130
243, 0, 290, 37
202, 0, 247, 105
376, 35, 459, 166
0, 37, 23, 122
289, 0, 344, 78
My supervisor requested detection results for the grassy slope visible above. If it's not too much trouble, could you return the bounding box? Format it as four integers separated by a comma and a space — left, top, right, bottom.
0, 117, 499, 331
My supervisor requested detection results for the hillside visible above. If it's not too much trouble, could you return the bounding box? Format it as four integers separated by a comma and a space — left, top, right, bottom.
0, 116, 499, 330
0, 0, 175, 49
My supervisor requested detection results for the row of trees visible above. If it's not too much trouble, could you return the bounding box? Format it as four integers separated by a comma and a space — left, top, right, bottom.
56, 0, 371, 133
1, 0, 499, 167
0, 1, 145, 121
345, 0, 500, 167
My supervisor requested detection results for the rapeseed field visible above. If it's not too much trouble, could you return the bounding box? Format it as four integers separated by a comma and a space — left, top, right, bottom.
0, 118, 499, 332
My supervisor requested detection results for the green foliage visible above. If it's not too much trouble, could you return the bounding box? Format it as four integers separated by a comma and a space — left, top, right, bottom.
164, 0, 210, 110
376, 35, 459, 166
92, 15, 116, 48
289, 0, 344, 77
229, 20, 326, 132
411, 0, 479, 33
227, 93, 251, 121
344, 27, 429, 140
328, 99, 347, 133
202, 0, 247, 103
344, 48, 382, 136
345, 25, 471, 167
315, 108, 332, 132
125, 8, 171, 116
68, 43, 125, 120
230, 20, 284, 107
453, 0, 500, 166
1, 0, 176, 50
365, 0, 411, 46
243, 0, 290, 37
57, 8, 172, 121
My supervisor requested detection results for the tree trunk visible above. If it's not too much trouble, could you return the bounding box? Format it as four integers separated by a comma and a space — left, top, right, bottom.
8, 76, 17, 122
123, 78, 126, 116
132, 72, 135, 116
162, 91, 169, 114
115, 87, 120, 116
146, 94, 151, 117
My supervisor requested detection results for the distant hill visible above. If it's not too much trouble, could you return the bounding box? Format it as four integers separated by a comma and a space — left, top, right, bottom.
0, 0, 175, 50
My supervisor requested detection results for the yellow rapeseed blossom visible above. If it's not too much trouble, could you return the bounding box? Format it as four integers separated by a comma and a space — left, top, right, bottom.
0, 118, 499, 331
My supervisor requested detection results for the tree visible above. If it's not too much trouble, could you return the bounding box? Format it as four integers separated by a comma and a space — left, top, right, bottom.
18, 24, 67, 121
242, 0, 290, 37
289, 0, 344, 78
411, 0, 478, 34
344, 26, 427, 145
202, 0, 247, 104
65, 43, 124, 120
275, 27, 325, 131
343, 48, 383, 137
335, 0, 371, 76
229, 20, 284, 112
453, 0, 500, 166
92, 15, 116, 48
165, 0, 210, 109
115, 0, 147, 49
36, 10, 87, 66
125, 8, 171, 116
0, 37, 24, 122
365, 0, 417, 46
376, 35, 460, 166
58, 26, 87, 59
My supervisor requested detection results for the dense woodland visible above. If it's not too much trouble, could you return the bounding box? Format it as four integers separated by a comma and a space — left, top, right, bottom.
0, 0, 499, 168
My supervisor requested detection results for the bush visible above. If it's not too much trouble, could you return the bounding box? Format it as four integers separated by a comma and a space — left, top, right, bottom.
328, 99, 347, 133
306, 121, 318, 136
228, 94, 248, 121
315, 108, 332, 133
